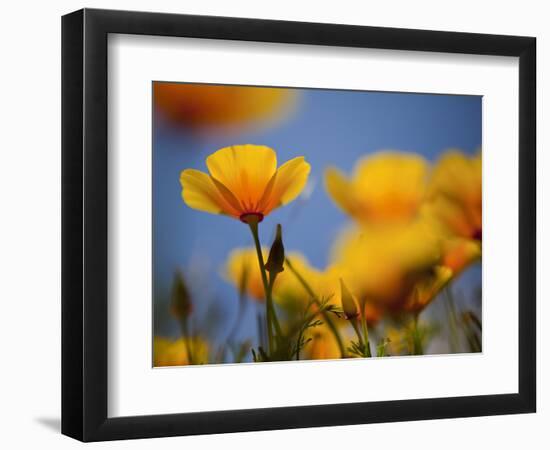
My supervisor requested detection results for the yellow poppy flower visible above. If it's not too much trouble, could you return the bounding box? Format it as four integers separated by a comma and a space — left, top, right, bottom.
426, 150, 482, 241
153, 337, 209, 366
423, 150, 482, 275
224, 247, 268, 302
331, 221, 446, 313
180, 145, 311, 222
325, 151, 429, 225
154, 83, 295, 130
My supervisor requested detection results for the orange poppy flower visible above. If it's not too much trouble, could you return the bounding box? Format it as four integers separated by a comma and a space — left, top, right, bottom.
180, 145, 310, 223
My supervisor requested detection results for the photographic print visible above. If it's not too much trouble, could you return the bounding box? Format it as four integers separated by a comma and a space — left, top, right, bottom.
152, 82, 482, 366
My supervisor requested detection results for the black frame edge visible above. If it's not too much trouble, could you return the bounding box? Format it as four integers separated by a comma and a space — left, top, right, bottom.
517, 37, 537, 413
61, 8, 537, 442
61, 8, 85, 441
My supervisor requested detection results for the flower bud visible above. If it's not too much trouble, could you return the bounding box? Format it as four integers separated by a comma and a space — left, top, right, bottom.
170, 270, 193, 319
265, 224, 285, 274
340, 278, 359, 320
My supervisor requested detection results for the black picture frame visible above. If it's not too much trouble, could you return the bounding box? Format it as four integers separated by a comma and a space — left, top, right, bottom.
62, 8, 536, 442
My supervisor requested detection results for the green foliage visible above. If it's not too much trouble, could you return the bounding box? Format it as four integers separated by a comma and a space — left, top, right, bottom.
251, 296, 339, 362
376, 338, 391, 357
347, 339, 372, 358
462, 310, 482, 352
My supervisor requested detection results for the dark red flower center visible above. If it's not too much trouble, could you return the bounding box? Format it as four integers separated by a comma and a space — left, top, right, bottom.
239, 212, 264, 224
472, 228, 482, 241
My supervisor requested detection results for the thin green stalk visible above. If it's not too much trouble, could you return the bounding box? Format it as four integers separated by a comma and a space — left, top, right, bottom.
350, 318, 363, 344
180, 320, 194, 365
267, 273, 283, 336
444, 288, 459, 353
412, 314, 424, 355
295, 301, 318, 361
360, 309, 372, 357
256, 307, 265, 350
285, 258, 347, 358
247, 220, 282, 354
218, 289, 249, 363
296, 325, 304, 361
227, 290, 247, 344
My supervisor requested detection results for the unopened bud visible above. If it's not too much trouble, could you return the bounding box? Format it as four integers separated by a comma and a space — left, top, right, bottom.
265, 224, 285, 274
340, 278, 359, 320
171, 270, 193, 319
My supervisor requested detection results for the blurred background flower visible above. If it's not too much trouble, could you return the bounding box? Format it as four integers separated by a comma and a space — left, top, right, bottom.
427, 150, 482, 241
330, 221, 444, 312
225, 247, 268, 302
154, 337, 209, 366
325, 152, 429, 225
423, 150, 482, 275
154, 83, 296, 134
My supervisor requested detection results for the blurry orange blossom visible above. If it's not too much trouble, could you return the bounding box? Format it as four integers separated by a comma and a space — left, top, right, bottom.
224, 247, 268, 302
154, 83, 295, 132
423, 150, 482, 274
153, 337, 209, 366
325, 151, 429, 225
331, 221, 450, 314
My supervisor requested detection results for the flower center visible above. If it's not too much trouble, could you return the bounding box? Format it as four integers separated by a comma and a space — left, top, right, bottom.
239, 212, 264, 224
472, 228, 482, 241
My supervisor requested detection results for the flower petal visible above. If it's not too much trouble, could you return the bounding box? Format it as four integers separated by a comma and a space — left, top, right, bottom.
424, 195, 475, 238
324, 167, 357, 217
404, 265, 453, 312
180, 169, 240, 217
224, 247, 268, 302
427, 150, 482, 235
206, 145, 277, 211
260, 157, 310, 214
442, 238, 481, 273
428, 150, 480, 202
353, 152, 429, 223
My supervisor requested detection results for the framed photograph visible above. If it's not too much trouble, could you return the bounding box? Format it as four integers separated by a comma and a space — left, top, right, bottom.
62, 8, 536, 441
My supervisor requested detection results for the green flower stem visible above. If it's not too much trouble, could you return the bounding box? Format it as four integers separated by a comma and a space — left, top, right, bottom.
285, 258, 347, 358
227, 289, 247, 344
267, 273, 283, 337
247, 220, 280, 354
218, 288, 249, 363
350, 318, 363, 344
360, 310, 372, 357
256, 306, 266, 349
444, 288, 459, 353
179, 319, 194, 365
412, 314, 424, 355
295, 304, 319, 361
